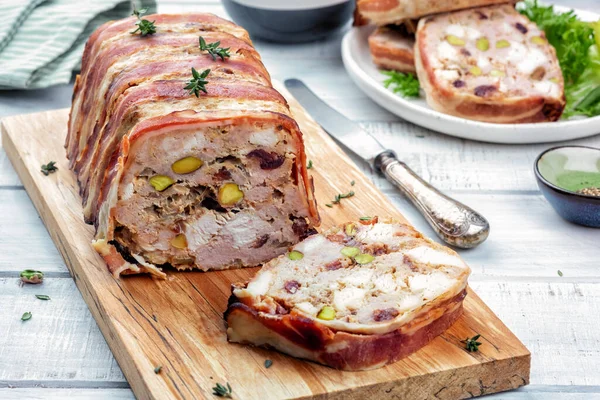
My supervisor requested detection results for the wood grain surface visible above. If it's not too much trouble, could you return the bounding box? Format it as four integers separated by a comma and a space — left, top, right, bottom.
1, 82, 530, 399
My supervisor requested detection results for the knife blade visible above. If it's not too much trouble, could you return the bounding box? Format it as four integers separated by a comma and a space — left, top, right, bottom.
285, 78, 490, 248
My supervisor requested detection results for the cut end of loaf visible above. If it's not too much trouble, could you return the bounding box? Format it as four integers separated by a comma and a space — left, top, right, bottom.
66, 13, 319, 277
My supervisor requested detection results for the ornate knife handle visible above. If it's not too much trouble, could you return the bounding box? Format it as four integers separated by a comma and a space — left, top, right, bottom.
375, 151, 489, 248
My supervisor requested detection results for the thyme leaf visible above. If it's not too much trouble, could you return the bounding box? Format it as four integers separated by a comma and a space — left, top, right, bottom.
264, 359, 273, 368
462, 334, 482, 352
199, 36, 231, 61
154, 365, 162, 374
21, 311, 32, 321
41, 161, 58, 176
307, 160, 313, 169
359, 216, 372, 221
185, 67, 211, 97
212, 382, 233, 398
35, 294, 50, 301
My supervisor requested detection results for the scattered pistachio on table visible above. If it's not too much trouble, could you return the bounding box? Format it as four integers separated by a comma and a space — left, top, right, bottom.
20, 269, 44, 284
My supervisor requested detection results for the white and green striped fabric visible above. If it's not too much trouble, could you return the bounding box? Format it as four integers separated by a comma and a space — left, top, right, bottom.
0, 0, 155, 90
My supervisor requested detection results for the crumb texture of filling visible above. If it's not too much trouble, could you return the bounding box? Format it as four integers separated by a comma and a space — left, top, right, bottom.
423, 4, 563, 99
112, 122, 313, 270
236, 220, 471, 330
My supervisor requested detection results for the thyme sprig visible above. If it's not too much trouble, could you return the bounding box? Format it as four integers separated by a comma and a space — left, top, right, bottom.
41, 161, 58, 176
131, 8, 156, 37
185, 67, 211, 97
212, 382, 233, 398
199, 36, 231, 61
462, 334, 482, 352
325, 189, 355, 208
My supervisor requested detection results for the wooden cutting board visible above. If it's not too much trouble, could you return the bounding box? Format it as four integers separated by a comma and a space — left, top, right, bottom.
1, 82, 530, 400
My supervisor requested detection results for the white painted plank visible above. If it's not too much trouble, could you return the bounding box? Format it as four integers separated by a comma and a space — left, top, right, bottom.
385, 192, 600, 278
470, 281, 600, 387
1, 278, 599, 388
0, 389, 134, 399
1, 387, 598, 400
488, 386, 600, 399
4, 116, 600, 192
360, 122, 600, 193
0, 149, 22, 187
0, 278, 125, 384
0, 190, 66, 273
1, 188, 599, 279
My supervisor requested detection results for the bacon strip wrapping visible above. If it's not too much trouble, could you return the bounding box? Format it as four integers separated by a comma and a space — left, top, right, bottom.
66, 13, 319, 278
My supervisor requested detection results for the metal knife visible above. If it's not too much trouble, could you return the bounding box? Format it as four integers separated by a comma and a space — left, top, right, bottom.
285, 78, 489, 248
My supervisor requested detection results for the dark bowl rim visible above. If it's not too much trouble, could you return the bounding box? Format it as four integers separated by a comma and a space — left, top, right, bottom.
534, 145, 600, 201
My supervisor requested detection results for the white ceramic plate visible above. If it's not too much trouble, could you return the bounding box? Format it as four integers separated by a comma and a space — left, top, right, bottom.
341, 6, 600, 144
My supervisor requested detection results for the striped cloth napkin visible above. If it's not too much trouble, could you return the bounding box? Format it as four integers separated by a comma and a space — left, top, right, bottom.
0, 0, 155, 90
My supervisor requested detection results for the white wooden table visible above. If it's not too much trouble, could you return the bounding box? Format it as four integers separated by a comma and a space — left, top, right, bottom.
1, 1, 599, 399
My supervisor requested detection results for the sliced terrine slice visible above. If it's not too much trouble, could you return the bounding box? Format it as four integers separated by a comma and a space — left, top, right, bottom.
368, 26, 416, 73
355, 0, 516, 26
225, 217, 471, 370
415, 4, 565, 123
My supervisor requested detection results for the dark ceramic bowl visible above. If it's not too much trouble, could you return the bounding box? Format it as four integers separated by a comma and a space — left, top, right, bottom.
222, 0, 354, 43
535, 146, 600, 228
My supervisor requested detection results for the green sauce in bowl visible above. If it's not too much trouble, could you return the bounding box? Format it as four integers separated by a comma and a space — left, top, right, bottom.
555, 171, 600, 192
535, 146, 600, 227
537, 147, 600, 193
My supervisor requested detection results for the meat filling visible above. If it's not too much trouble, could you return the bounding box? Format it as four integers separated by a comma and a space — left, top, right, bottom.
113, 121, 314, 270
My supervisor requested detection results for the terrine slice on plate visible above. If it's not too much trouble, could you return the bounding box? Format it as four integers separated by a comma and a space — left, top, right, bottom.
66, 14, 319, 278
368, 26, 416, 73
225, 218, 471, 370
354, 0, 516, 26
415, 4, 565, 123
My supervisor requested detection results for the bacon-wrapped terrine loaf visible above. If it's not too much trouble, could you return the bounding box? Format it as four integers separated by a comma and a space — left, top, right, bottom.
354, 0, 515, 26
415, 4, 565, 123
66, 13, 319, 278
368, 26, 416, 73
225, 218, 470, 370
